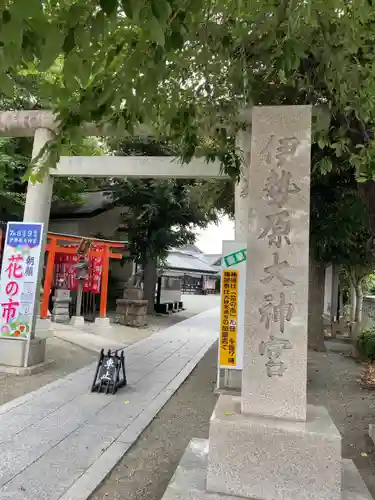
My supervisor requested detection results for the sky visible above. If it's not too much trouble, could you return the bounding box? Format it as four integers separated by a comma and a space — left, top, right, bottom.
195, 215, 234, 254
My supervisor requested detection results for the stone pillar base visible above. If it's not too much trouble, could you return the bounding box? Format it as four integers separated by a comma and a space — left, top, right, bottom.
116, 298, 148, 327
207, 396, 341, 500
218, 368, 242, 393
0, 337, 46, 367
94, 317, 111, 328
51, 314, 70, 323
36, 317, 52, 334
70, 316, 85, 327
123, 288, 144, 300
51, 289, 71, 323
160, 438, 372, 500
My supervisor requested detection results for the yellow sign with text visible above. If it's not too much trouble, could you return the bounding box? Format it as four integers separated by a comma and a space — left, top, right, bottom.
220, 269, 238, 368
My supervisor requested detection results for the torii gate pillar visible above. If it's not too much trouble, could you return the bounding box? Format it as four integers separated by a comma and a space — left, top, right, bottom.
23, 128, 54, 229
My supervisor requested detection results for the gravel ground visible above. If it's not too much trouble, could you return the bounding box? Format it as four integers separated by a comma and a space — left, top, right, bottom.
308, 341, 375, 498
0, 338, 97, 405
92, 341, 375, 500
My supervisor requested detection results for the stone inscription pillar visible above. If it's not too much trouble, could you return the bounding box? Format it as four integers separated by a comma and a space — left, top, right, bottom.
241, 106, 312, 420
207, 106, 342, 500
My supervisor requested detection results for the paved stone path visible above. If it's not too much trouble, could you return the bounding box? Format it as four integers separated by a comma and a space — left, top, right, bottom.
0, 308, 219, 500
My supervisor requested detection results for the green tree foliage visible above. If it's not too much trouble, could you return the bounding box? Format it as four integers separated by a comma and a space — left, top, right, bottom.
109, 135, 228, 310
363, 274, 375, 296
3, 0, 375, 235
0, 137, 30, 219
110, 177, 219, 311
0, 135, 106, 220
357, 328, 375, 361
110, 135, 235, 215
311, 169, 371, 270
112, 178, 219, 263
3, 1, 375, 184
311, 167, 374, 335
0, 58, 107, 218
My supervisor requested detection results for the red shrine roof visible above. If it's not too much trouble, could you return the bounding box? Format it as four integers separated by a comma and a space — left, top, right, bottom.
47, 232, 127, 248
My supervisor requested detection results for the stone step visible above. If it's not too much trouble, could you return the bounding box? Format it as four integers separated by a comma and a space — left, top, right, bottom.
342, 459, 373, 500
161, 439, 373, 500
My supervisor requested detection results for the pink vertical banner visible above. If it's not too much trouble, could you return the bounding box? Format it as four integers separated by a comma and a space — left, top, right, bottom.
0, 222, 44, 338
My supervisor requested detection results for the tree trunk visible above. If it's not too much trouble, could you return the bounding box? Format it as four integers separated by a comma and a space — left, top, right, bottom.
355, 280, 363, 325
349, 274, 363, 357
359, 181, 375, 243
330, 264, 339, 324
350, 282, 357, 323
339, 287, 344, 321
308, 251, 326, 351
143, 258, 157, 315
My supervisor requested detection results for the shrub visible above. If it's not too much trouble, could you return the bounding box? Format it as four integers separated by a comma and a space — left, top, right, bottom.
363, 274, 375, 296
357, 328, 375, 361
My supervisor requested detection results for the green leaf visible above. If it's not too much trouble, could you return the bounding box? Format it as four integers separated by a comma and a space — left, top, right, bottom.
0, 73, 14, 98
317, 157, 333, 174
189, 0, 204, 11
76, 62, 92, 88
313, 107, 331, 133
317, 138, 327, 150
2, 10, 10, 23
63, 28, 76, 55
9, 0, 44, 20
91, 11, 106, 39
147, 15, 165, 46
39, 25, 64, 71
151, 0, 171, 24
0, 15, 23, 49
65, 3, 89, 26
116, 115, 127, 134
166, 31, 184, 50
121, 0, 143, 22
153, 45, 164, 63
63, 56, 80, 91
331, 142, 343, 157
99, 0, 118, 17
278, 68, 286, 83
75, 24, 92, 54
121, 0, 132, 17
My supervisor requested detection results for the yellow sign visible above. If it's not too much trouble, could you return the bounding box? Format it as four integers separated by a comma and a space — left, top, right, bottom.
220, 270, 238, 367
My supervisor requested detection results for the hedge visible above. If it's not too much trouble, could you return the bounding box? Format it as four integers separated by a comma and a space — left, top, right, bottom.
357, 328, 375, 361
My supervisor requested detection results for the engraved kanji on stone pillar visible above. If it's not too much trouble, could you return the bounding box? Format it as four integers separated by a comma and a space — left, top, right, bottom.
242, 106, 312, 421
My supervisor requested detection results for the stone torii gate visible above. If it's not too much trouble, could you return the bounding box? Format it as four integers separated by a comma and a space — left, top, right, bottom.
0, 111, 250, 381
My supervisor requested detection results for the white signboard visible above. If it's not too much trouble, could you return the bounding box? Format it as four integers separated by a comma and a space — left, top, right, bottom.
218, 240, 246, 370
0, 222, 44, 338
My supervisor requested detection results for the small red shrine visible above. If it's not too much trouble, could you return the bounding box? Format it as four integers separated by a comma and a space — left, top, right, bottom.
41, 232, 128, 320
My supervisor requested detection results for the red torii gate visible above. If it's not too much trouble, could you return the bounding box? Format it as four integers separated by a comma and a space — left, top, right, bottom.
41, 232, 127, 319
